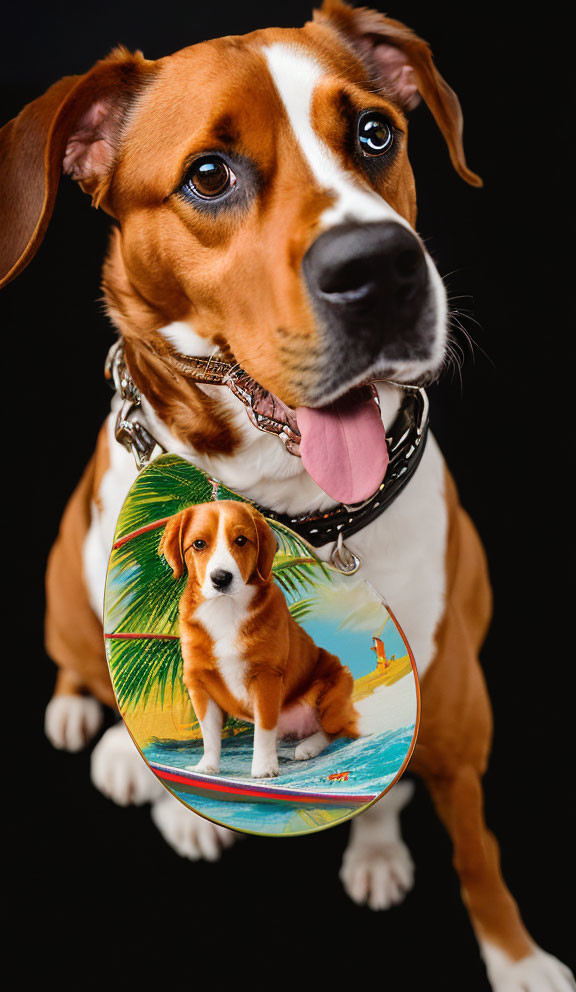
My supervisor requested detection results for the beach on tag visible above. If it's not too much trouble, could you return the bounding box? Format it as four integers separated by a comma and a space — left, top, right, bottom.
104, 454, 420, 837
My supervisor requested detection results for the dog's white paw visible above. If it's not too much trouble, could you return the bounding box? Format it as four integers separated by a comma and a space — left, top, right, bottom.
91, 723, 163, 806
45, 695, 103, 752
151, 793, 236, 861
482, 943, 575, 992
340, 838, 414, 911
194, 756, 220, 775
251, 757, 279, 778
293, 730, 329, 761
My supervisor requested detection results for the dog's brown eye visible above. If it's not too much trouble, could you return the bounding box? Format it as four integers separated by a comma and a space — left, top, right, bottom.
234, 535, 248, 546
358, 113, 394, 156
192, 539, 207, 550
185, 156, 236, 199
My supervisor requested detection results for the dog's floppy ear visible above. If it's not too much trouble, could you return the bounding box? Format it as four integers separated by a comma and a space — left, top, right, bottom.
315, 0, 482, 187
250, 510, 278, 583
0, 47, 156, 289
159, 508, 196, 580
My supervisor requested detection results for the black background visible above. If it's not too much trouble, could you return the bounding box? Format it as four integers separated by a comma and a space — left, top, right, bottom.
2, 1, 573, 985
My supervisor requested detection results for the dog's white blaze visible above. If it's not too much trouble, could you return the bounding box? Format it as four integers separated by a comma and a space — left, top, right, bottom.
195, 517, 255, 707
263, 43, 410, 231
263, 44, 447, 377
200, 512, 244, 599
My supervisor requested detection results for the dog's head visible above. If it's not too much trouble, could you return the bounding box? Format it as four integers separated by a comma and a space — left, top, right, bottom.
0, 1, 480, 499
159, 500, 277, 597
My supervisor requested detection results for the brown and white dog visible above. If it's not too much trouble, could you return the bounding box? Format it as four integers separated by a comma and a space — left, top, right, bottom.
159, 500, 358, 778
1, 2, 573, 989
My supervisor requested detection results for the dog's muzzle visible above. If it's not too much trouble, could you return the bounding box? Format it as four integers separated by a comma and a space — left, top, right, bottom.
302, 221, 434, 391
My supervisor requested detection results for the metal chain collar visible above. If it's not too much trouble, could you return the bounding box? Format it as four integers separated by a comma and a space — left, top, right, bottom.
104, 338, 429, 572
105, 340, 158, 470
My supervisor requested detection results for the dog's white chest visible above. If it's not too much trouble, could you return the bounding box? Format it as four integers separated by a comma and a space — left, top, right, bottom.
194, 596, 252, 708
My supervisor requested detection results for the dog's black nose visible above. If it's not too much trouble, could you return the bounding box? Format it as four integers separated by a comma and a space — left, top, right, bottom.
211, 569, 233, 590
302, 222, 430, 362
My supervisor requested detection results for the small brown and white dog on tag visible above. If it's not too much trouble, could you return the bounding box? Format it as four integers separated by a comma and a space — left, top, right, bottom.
159, 500, 359, 779
1, 1, 573, 988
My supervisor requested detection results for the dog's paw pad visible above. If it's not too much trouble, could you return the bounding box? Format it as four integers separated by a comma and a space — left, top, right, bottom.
91, 723, 163, 806
340, 840, 414, 911
483, 945, 575, 992
45, 695, 103, 752
151, 793, 236, 861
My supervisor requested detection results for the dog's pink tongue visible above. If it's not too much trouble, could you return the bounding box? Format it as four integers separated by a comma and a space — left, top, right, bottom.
296, 391, 389, 504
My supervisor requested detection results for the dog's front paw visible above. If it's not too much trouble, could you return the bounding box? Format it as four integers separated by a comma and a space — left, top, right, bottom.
194, 756, 220, 775
91, 722, 163, 806
482, 944, 575, 992
151, 793, 236, 861
340, 838, 414, 911
251, 756, 279, 778
45, 695, 103, 752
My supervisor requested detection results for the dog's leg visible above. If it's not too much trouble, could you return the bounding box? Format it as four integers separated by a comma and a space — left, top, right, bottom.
315, 650, 359, 740
291, 652, 358, 761
91, 721, 165, 806
412, 480, 574, 989
340, 780, 415, 911
45, 436, 116, 750
192, 697, 224, 775
251, 676, 282, 778
44, 425, 236, 860
45, 668, 104, 752
424, 767, 575, 992
151, 792, 237, 862
91, 721, 236, 858
252, 722, 279, 778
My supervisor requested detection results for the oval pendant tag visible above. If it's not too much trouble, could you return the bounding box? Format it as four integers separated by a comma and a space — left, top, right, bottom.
104, 454, 420, 837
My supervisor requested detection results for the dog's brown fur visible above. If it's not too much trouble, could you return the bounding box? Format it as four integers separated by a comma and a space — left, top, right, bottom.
160, 501, 359, 739
0, 0, 560, 976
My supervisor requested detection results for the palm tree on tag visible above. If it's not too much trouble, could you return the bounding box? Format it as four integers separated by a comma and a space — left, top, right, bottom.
105, 454, 335, 715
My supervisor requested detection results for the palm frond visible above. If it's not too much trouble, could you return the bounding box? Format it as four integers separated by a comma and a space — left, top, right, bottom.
108, 637, 185, 712
216, 482, 244, 503
115, 454, 214, 541
273, 560, 325, 602
289, 597, 320, 622
105, 454, 340, 716
106, 526, 184, 635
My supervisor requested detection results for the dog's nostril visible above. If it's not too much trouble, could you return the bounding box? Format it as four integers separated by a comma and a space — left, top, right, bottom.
395, 283, 418, 305
319, 258, 368, 297
394, 248, 422, 278
211, 569, 233, 589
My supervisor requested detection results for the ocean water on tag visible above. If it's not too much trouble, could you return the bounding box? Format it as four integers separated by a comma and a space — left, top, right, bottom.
144, 725, 414, 835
